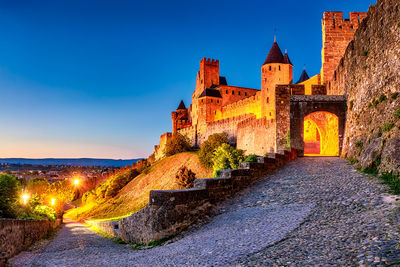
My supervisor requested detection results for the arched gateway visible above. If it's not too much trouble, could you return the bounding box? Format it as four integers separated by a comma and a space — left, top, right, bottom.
290, 95, 346, 157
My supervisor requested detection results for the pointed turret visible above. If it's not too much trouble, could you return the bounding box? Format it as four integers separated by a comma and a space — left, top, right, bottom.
296, 68, 310, 84
283, 49, 293, 65
177, 100, 186, 110
263, 41, 285, 65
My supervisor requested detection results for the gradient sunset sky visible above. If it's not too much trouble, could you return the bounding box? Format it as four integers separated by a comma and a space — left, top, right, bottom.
0, 0, 374, 159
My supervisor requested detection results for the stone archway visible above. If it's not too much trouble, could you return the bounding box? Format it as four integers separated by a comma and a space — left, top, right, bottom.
304, 111, 339, 156
290, 95, 346, 157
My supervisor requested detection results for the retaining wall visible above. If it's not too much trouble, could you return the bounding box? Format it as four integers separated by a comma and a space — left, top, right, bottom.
118, 148, 297, 244
0, 219, 61, 266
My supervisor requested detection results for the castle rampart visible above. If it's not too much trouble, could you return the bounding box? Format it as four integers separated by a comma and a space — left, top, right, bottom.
321, 11, 367, 84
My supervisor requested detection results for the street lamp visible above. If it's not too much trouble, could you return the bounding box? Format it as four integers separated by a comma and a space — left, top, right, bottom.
22, 194, 29, 205
51, 198, 56, 206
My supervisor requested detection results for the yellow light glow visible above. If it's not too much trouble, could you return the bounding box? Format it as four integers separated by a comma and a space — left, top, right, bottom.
22, 194, 29, 205
74, 178, 80, 186
51, 198, 56, 206
304, 111, 339, 156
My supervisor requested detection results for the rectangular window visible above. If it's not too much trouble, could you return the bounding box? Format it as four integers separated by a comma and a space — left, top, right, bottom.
238, 91, 241, 95
232, 91, 235, 95
245, 92, 247, 96
226, 90, 228, 94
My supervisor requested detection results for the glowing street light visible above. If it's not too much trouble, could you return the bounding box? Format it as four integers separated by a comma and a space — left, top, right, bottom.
51, 198, 56, 206
73, 178, 80, 186
22, 194, 29, 205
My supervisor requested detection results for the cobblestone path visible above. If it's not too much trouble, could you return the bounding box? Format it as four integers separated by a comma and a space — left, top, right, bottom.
10, 158, 400, 266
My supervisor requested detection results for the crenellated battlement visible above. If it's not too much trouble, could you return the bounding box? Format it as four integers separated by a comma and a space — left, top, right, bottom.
322, 12, 367, 30
200, 58, 219, 66
321, 11, 368, 84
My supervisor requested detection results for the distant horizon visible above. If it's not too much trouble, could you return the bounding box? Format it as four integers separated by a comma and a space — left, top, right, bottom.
0, 0, 374, 158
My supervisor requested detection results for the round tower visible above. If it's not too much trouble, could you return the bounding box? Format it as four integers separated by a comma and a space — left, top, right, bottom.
261, 40, 293, 119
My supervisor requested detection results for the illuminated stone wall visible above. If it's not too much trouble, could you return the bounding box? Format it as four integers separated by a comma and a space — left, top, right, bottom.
321, 11, 367, 85
328, 0, 400, 174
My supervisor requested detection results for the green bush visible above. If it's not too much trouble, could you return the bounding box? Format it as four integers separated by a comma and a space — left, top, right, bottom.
391, 92, 399, 100
20, 193, 56, 221
198, 133, 229, 167
244, 154, 258, 163
394, 109, 400, 119
0, 174, 20, 218
27, 177, 50, 197
212, 143, 244, 177
382, 122, 394, 132
380, 171, 400, 194
164, 133, 191, 156
175, 167, 196, 189
355, 140, 363, 149
105, 169, 140, 198
378, 94, 387, 103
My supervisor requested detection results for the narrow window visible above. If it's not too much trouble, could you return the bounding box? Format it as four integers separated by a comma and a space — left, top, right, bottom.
269, 66, 271, 71
267, 97, 269, 103
226, 90, 228, 94
264, 78, 267, 83
238, 91, 241, 95
232, 91, 235, 95
245, 92, 247, 96
279, 66, 281, 71
211, 99, 213, 103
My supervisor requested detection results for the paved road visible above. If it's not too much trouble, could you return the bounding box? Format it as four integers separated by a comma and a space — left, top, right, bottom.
9, 158, 400, 266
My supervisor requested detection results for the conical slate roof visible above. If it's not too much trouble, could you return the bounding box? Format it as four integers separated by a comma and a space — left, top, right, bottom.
177, 100, 186, 110
283, 51, 293, 65
263, 41, 285, 65
296, 69, 310, 84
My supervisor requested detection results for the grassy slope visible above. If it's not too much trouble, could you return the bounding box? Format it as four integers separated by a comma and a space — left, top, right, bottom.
64, 152, 212, 221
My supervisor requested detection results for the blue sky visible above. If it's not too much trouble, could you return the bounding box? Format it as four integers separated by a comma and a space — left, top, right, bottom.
0, 0, 374, 158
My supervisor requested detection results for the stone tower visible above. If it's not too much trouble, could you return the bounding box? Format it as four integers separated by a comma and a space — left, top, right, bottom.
261, 40, 293, 119
321, 11, 367, 84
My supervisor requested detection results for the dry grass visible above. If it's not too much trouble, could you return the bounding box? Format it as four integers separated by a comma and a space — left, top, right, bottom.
64, 152, 212, 221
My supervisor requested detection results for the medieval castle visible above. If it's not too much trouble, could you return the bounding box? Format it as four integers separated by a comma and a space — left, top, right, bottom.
153, 11, 368, 160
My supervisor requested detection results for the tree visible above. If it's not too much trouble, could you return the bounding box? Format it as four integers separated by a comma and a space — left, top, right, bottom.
27, 177, 50, 197
175, 167, 196, 189
198, 133, 229, 167
164, 133, 191, 156
212, 143, 245, 177
0, 174, 20, 218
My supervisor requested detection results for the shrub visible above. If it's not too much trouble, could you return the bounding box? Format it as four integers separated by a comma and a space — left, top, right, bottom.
394, 109, 400, 119
212, 143, 244, 177
378, 94, 387, 103
198, 133, 229, 167
164, 133, 191, 156
244, 154, 258, 163
175, 167, 196, 189
27, 178, 50, 197
380, 171, 400, 195
355, 140, 363, 149
105, 169, 140, 198
391, 92, 399, 100
382, 122, 394, 132
0, 174, 20, 218
20, 193, 56, 221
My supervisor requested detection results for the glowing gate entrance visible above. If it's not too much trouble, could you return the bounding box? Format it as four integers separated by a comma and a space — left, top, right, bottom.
303, 112, 339, 156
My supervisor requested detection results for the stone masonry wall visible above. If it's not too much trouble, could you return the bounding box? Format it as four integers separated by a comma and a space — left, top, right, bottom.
237, 116, 275, 156
0, 219, 61, 266
328, 0, 400, 174
321, 11, 367, 84
119, 149, 297, 244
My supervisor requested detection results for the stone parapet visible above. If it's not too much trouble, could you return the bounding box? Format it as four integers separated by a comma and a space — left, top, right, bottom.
118, 149, 297, 244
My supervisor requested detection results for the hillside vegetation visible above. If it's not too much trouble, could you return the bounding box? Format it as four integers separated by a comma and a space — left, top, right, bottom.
64, 152, 212, 221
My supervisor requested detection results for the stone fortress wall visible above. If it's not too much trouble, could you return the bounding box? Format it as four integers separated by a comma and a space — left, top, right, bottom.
328, 0, 400, 174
